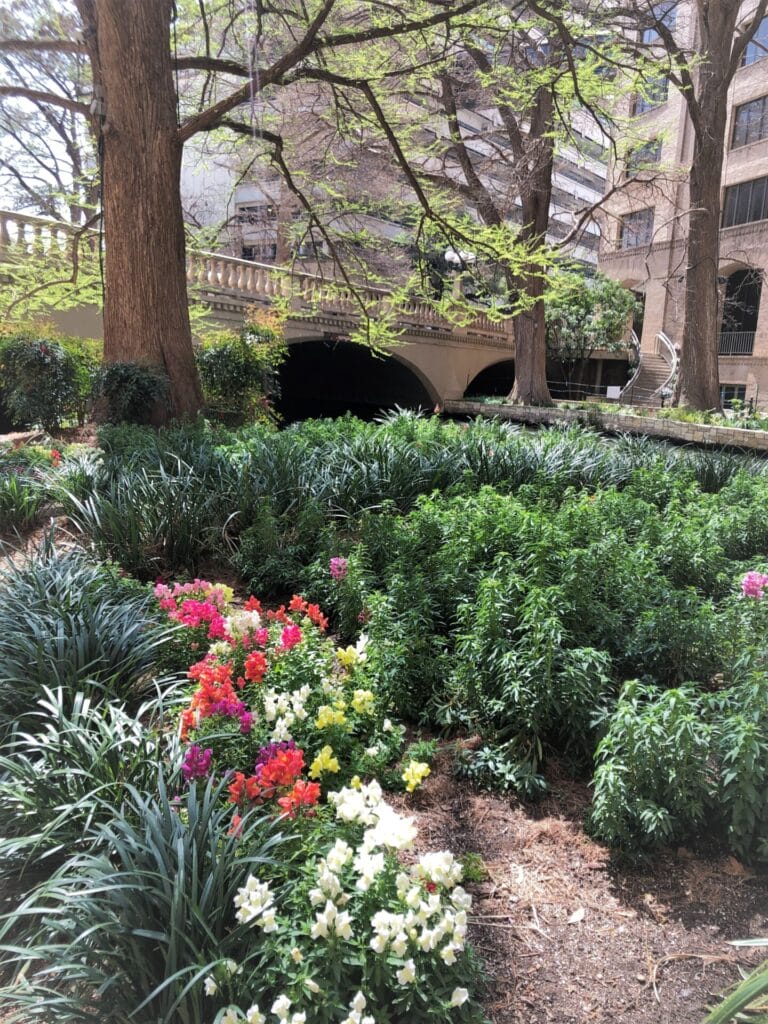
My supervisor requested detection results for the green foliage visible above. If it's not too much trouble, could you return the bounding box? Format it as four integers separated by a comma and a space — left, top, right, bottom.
0, 777, 285, 1024
458, 852, 488, 883
0, 543, 172, 740
97, 361, 170, 424
196, 313, 286, 426
0, 334, 78, 430
0, 687, 178, 888
546, 270, 637, 361
704, 943, 768, 1024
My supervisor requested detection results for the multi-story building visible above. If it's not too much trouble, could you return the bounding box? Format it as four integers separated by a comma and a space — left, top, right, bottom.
599, 3, 768, 407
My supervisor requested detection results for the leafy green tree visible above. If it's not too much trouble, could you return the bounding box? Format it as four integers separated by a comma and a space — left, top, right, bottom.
545, 271, 636, 398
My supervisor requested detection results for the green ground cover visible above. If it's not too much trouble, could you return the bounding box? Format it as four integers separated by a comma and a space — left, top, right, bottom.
2, 413, 768, 1022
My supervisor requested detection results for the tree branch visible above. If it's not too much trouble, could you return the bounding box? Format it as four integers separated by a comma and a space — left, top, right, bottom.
0, 38, 84, 54
0, 86, 89, 116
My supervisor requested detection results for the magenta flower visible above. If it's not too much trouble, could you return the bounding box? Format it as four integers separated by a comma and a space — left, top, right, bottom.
742, 570, 768, 598
329, 557, 348, 581
181, 744, 213, 783
279, 624, 303, 651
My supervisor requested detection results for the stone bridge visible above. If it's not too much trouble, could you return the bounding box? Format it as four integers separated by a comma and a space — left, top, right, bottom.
1, 210, 516, 413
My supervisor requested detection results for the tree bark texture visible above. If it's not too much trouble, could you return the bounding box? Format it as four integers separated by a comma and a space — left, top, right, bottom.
675, 2, 741, 411
509, 91, 555, 407
77, 0, 203, 421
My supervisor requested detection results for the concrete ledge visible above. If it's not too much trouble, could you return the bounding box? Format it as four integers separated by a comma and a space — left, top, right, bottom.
444, 401, 768, 453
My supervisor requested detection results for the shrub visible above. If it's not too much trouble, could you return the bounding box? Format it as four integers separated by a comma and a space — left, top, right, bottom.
196, 310, 286, 426
97, 361, 170, 424
0, 334, 79, 430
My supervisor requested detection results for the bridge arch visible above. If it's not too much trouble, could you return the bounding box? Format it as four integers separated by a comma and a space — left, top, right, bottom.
463, 359, 515, 398
276, 339, 438, 421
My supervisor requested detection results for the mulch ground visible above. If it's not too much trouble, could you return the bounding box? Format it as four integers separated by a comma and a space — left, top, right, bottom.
396, 748, 768, 1024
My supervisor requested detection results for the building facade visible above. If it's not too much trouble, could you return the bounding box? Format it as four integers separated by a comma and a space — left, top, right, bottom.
599, 3, 768, 407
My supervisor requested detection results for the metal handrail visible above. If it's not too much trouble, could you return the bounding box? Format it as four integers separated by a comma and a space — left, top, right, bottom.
650, 330, 678, 401
619, 329, 642, 403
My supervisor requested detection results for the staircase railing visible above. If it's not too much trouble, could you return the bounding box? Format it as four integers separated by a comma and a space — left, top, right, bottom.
618, 329, 642, 403
650, 330, 678, 402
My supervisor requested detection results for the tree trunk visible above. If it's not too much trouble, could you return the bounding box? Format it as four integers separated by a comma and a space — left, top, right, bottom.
78, 0, 203, 422
674, 3, 740, 412
674, 133, 727, 411
509, 274, 552, 405
507, 88, 554, 407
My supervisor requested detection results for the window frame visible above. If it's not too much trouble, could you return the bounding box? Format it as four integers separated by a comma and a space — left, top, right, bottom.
723, 175, 768, 228
619, 207, 655, 249
731, 94, 768, 148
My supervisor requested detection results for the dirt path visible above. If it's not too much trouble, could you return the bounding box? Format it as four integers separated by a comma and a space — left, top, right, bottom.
400, 751, 768, 1024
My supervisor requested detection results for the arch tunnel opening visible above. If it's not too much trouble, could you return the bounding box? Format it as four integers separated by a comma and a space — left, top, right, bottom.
464, 360, 515, 398
274, 340, 435, 422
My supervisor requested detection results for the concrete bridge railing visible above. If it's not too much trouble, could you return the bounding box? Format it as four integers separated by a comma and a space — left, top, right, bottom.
0, 209, 510, 345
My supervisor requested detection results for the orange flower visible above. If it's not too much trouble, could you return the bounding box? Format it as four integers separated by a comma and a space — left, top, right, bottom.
244, 650, 268, 683
227, 772, 262, 805
306, 603, 328, 630
277, 780, 321, 817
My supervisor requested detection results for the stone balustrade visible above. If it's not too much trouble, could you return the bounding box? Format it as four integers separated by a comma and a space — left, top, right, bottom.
0, 209, 510, 344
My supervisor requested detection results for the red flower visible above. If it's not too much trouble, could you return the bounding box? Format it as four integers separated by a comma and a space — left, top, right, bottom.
306, 603, 329, 631
289, 595, 308, 614
259, 748, 305, 790
244, 596, 263, 614
244, 650, 268, 683
227, 772, 262, 805
277, 780, 321, 818
227, 813, 243, 837
267, 605, 289, 624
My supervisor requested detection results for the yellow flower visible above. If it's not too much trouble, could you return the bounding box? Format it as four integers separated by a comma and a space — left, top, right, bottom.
350, 775, 362, 790
351, 689, 375, 715
309, 745, 340, 779
209, 583, 234, 604
315, 705, 347, 729
336, 646, 359, 669
402, 761, 431, 793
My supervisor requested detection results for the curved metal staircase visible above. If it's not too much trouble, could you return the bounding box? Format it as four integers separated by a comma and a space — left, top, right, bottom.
620, 331, 678, 407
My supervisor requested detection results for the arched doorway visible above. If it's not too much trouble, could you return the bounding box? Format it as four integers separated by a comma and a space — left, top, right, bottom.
720, 269, 762, 355
463, 360, 515, 398
275, 340, 436, 421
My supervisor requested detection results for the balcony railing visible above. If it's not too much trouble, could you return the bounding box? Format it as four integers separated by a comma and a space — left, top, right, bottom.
719, 331, 755, 356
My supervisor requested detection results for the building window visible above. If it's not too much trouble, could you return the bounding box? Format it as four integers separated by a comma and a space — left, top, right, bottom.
235, 203, 276, 225
720, 384, 747, 408
626, 138, 662, 174
641, 1, 678, 44
742, 16, 768, 66
241, 243, 277, 261
732, 94, 768, 148
723, 175, 768, 227
619, 207, 654, 248
632, 77, 669, 115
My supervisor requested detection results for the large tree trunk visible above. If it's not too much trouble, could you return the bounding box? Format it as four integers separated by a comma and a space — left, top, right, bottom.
674, 3, 740, 412
78, 0, 203, 422
509, 272, 552, 405
507, 88, 554, 407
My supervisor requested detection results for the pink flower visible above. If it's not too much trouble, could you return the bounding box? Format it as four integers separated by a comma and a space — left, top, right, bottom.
279, 624, 302, 650
181, 744, 212, 783
329, 557, 348, 581
742, 570, 768, 598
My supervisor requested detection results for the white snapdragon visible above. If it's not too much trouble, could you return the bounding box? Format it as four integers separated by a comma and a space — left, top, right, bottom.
271, 995, 291, 1020
413, 851, 463, 889
246, 1005, 266, 1024
234, 876, 276, 929
450, 988, 470, 1007
310, 899, 354, 941
326, 839, 353, 872
353, 849, 385, 891
305, 979, 320, 995
328, 780, 382, 825
262, 690, 279, 722
363, 804, 417, 851
451, 886, 473, 911
270, 715, 293, 742
225, 608, 262, 637
203, 976, 218, 996
396, 959, 417, 986
221, 1009, 241, 1024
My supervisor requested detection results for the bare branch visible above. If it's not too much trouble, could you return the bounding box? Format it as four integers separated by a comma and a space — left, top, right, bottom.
0, 85, 89, 116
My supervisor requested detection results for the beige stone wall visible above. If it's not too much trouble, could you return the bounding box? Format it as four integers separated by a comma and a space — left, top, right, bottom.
599, 0, 768, 406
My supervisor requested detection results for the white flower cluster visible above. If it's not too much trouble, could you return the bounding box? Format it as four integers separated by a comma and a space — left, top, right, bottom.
234, 875, 277, 931
310, 898, 354, 941
341, 990, 375, 1024
224, 608, 262, 637
262, 684, 310, 742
